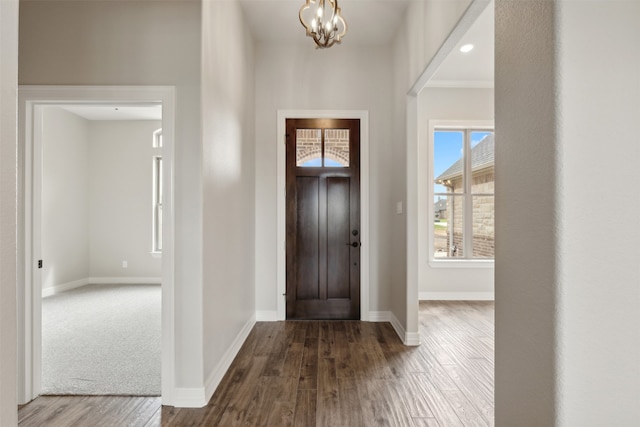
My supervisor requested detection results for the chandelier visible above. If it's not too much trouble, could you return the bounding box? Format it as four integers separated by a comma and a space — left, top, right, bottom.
299, 0, 347, 49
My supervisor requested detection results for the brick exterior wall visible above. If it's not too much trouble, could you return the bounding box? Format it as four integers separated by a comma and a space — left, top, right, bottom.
441, 168, 495, 258
296, 128, 349, 166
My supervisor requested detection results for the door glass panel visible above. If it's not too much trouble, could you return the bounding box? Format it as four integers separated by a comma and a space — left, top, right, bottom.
297, 129, 322, 167
324, 129, 350, 167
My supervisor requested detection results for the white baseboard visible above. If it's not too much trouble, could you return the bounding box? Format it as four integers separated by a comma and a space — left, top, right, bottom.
204, 314, 256, 405
172, 388, 207, 408
89, 277, 162, 285
368, 311, 420, 346
419, 291, 494, 301
42, 277, 89, 297
368, 310, 391, 322
256, 310, 279, 321
43, 277, 163, 298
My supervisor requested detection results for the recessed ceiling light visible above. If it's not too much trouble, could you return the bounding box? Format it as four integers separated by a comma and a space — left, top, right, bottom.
460, 44, 474, 53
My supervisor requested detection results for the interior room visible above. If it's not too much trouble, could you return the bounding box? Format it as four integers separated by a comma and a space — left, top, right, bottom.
1, 0, 638, 426
38, 105, 162, 396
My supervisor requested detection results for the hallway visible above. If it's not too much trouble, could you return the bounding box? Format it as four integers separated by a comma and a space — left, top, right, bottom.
19, 301, 494, 426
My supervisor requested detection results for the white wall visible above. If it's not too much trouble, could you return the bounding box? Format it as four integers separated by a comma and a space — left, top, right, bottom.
201, 0, 256, 401
41, 107, 90, 291
19, 0, 204, 392
418, 87, 494, 298
40, 112, 162, 292
89, 120, 162, 279
403, 0, 473, 90
555, 1, 640, 424
495, 1, 640, 425
253, 44, 394, 317
0, 0, 19, 424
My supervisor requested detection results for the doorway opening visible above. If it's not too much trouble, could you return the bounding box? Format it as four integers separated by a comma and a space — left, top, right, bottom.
276, 110, 370, 321
18, 86, 176, 405
406, 0, 495, 338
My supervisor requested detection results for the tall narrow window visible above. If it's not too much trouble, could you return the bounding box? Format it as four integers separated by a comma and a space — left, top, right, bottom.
152, 129, 163, 253
433, 128, 494, 260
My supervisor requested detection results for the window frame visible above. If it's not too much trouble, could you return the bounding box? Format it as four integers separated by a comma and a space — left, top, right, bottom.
152, 129, 162, 255
428, 120, 495, 268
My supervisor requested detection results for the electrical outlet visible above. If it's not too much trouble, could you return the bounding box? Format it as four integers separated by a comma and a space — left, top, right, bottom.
122, 261, 128, 268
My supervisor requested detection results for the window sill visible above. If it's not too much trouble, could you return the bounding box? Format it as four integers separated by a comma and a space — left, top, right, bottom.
429, 259, 494, 269
150, 252, 162, 259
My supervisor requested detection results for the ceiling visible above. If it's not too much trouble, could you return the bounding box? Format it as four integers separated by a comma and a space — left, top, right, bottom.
239, 0, 411, 47
57, 104, 162, 121
240, 0, 494, 86
56, 0, 493, 120
428, 1, 494, 87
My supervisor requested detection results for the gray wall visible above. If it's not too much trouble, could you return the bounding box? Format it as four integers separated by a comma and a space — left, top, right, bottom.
253, 44, 395, 316
201, 0, 256, 397
495, 1, 640, 424
41, 111, 162, 290
19, 0, 204, 392
41, 107, 91, 290
0, 0, 19, 423
89, 120, 162, 279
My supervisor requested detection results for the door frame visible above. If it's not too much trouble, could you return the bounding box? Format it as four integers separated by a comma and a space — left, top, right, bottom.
277, 110, 370, 321
17, 85, 176, 405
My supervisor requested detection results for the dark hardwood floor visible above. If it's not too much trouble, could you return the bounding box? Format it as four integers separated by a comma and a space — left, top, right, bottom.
18, 301, 494, 426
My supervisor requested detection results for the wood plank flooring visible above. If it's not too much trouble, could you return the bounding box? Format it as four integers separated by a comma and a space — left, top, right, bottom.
18, 301, 494, 426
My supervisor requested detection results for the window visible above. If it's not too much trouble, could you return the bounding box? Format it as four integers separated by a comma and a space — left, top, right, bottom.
433, 127, 494, 260
152, 129, 163, 253
296, 128, 350, 167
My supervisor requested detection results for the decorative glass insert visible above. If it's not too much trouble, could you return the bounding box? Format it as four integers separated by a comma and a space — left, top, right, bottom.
324, 129, 350, 167
296, 129, 322, 167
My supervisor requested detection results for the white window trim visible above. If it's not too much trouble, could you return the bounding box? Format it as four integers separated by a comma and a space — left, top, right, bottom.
427, 120, 495, 268
151, 154, 162, 255
153, 127, 163, 148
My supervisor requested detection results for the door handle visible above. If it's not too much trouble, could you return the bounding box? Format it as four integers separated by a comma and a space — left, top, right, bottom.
346, 242, 361, 247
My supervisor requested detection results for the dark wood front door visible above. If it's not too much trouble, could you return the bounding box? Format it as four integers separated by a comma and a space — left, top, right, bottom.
286, 118, 360, 320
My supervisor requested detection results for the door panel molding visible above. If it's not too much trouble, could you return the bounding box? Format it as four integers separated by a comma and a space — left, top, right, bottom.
277, 110, 369, 321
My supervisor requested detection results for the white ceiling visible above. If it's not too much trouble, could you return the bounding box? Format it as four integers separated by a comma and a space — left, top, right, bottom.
428, 1, 494, 87
239, 0, 411, 47
56, 0, 493, 120
241, 0, 494, 86
58, 104, 162, 121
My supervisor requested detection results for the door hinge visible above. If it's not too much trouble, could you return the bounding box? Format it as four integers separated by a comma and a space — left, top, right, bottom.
38, 260, 43, 269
